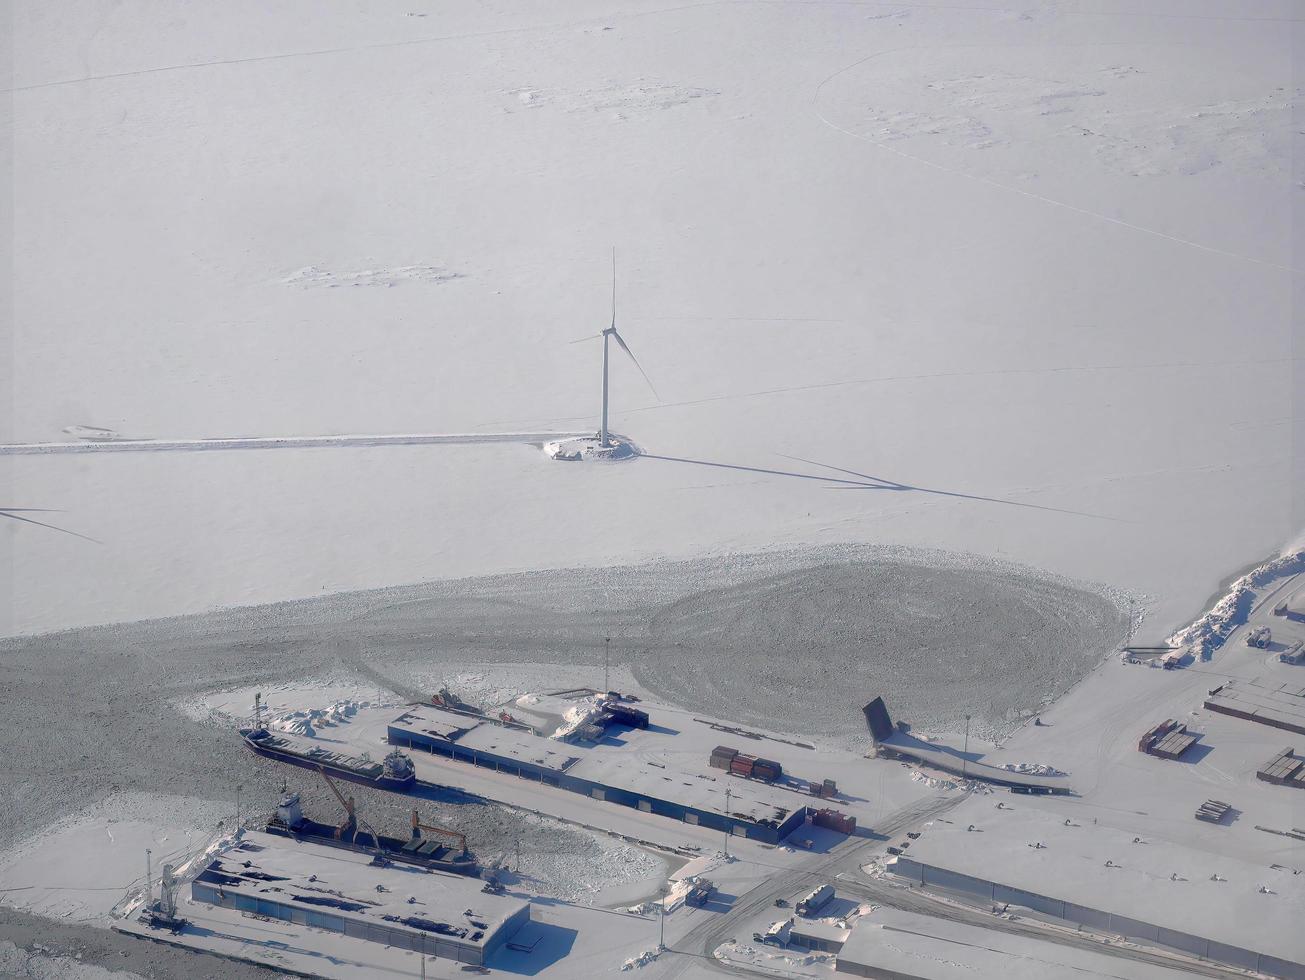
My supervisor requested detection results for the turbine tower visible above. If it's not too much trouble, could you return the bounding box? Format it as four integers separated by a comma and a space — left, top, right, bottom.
574, 248, 658, 448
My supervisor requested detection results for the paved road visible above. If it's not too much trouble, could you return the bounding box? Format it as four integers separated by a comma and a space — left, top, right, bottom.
657, 789, 1253, 980
656, 792, 964, 979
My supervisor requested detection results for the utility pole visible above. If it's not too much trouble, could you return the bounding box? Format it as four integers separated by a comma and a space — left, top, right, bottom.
604, 636, 611, 694
961, 715, 971, 780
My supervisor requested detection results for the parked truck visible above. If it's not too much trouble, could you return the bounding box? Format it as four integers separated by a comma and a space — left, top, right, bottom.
796, 884, 834, 916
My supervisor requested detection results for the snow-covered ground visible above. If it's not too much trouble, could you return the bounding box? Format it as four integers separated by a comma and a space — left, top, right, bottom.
0, 794, 231, 924
4, 0, 1299, 641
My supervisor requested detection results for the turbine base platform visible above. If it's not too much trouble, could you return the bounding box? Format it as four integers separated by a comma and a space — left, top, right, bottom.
544, 435, 639, 462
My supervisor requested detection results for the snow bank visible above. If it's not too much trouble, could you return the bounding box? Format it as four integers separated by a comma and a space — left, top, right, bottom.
621, 947, 663, 970
909, 770, 992, 794
177, 678, 399, 727
1168, 545, 1305, 659
715, 940, 835, 973
998, 762, 1066, 777
265, 698, 378, 737
550, 696, 607, 741
910, 771, 964, 791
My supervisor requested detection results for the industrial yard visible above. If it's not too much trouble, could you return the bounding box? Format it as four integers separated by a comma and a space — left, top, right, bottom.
4, 548, 1304, 977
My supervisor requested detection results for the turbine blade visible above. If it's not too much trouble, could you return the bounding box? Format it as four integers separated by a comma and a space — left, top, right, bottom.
610, 329, 660, 400
611, 246, 617, 332
0, 510, 99, 543
568, 333, 603, 345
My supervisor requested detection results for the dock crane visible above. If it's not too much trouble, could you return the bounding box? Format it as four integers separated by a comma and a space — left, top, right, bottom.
410, 808, 468, 856
316, 766, 383, 853
318, 766, 357, 842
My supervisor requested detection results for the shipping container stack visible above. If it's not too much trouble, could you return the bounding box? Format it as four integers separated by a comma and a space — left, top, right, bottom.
730, 753, 757, 778
751, 758, 782, 782
710, 745, 739, 770
811, 808, 856, 835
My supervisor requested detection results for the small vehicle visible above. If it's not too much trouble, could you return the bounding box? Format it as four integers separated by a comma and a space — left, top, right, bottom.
774, 898, 789, 908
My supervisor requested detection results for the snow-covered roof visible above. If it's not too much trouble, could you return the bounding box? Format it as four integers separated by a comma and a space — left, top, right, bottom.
195, 831, 528, 948
788, 918, 850, 943
891, 798, 1305, 968
395, 705, 584, 771
391, 703, 803, 826
840, 908, 1194, 979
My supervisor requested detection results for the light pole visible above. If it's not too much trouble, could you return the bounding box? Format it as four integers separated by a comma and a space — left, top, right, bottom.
236, 783, 243, 829
723, 786, 732, 858
659, 883, 667, 950
604, 636, 611, 694
961, 715, 971, 780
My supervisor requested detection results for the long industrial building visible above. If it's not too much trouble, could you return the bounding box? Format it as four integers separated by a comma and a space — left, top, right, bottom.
387, 702, 812, 843
191, 831, 530, 966
886, 802, 1305, 980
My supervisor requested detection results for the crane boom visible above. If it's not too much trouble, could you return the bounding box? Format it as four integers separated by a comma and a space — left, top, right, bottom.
411, 808, 468, 855
317, 766, 356, 841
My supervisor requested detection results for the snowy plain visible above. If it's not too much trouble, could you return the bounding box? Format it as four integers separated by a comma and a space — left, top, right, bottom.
3, 0, 1301, 642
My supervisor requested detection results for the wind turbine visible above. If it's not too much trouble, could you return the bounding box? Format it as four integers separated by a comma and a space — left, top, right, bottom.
572, 249, 658, 448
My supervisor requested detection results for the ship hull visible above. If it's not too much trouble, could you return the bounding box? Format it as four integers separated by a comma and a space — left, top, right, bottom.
263, 817, 480, 876
240, 729, 416, 791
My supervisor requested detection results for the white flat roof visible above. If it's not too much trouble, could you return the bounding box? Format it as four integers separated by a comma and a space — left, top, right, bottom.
892, 798, 1305, 967
391, 704, 805, 826
197, 831, 527, 947
790, 918, 850, 942
840, 908, 1194, 979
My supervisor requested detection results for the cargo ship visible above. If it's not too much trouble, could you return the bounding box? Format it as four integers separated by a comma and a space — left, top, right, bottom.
264, 793, 480, 877
239, 726, 417, 790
